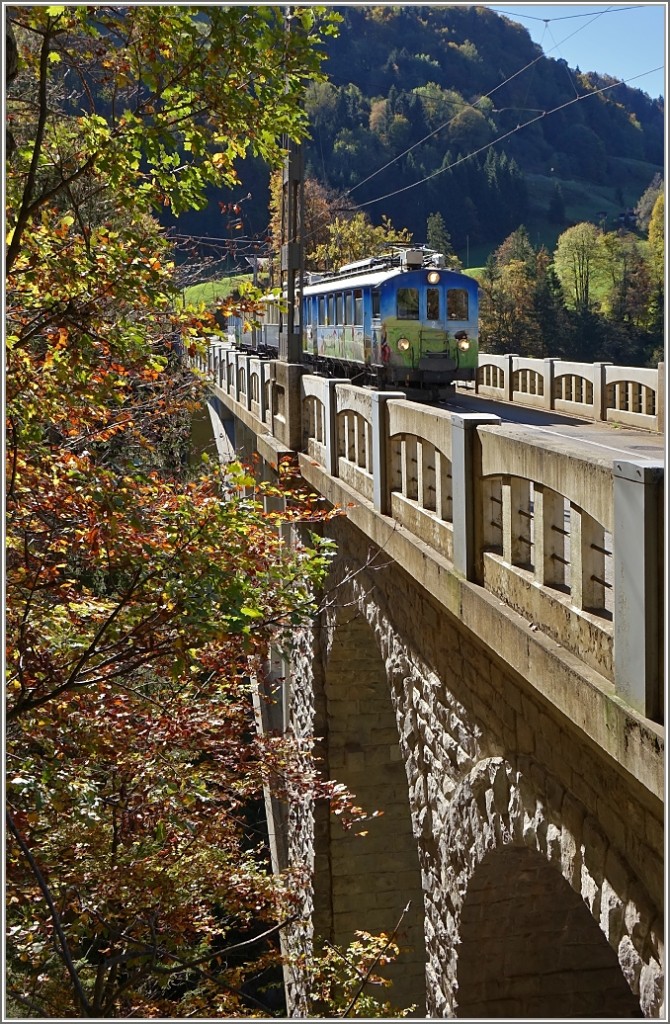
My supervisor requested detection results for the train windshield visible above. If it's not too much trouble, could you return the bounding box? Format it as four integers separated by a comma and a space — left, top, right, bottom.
397, 288, 419, 320
447, 288, 469, 321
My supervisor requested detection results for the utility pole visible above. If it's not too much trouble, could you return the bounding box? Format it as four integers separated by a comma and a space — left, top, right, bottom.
278, 6, 304, 363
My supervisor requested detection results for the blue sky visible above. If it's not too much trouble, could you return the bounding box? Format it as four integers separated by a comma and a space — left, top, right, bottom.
482, 3, 666, 100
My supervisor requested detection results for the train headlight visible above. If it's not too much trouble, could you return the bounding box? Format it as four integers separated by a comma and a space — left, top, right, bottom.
397, 337, 411, 351
427, 271, 440, 284
457, 336, 470, 352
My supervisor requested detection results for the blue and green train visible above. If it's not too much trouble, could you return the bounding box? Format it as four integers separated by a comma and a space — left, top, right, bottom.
230, 247, 479, 398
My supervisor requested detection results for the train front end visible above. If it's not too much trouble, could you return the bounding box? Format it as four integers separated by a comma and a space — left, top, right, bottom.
378, 261, 479, 396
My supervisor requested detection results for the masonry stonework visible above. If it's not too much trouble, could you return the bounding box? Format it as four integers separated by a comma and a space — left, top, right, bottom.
284, 513, 664, 1018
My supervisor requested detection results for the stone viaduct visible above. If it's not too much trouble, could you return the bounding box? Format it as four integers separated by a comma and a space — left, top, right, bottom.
191, 346, 664, 1018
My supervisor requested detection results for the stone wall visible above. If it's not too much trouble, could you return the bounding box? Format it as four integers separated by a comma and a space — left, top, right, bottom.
285, 513, 664, 1018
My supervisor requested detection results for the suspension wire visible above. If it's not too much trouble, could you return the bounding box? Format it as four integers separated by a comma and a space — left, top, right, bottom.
490, 5, 644, 23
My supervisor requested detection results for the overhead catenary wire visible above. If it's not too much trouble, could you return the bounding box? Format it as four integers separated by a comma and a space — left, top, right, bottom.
246, 7, 664, 259
342, 4, 650, 202
489, 5, 645, 23
349, 66, 663, 212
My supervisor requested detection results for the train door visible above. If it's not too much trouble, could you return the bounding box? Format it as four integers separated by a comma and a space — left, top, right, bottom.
421, 283, 449, 353
370, 288, 382, 366
303, 295, 317, 359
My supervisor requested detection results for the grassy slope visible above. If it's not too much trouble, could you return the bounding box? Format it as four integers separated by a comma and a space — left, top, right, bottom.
181, 274, 253, 307
458, 156, 660, 270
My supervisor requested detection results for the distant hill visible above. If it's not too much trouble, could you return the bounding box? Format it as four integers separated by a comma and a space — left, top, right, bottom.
305, 5, 663, 252
168, 5, 664, 264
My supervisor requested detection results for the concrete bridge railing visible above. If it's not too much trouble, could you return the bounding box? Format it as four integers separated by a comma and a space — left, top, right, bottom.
196, 344, 664, 728
295, 376, 664, 726
472, 355, 664, 433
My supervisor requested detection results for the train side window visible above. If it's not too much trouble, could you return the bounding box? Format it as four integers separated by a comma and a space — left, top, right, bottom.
447, 288, 469, 320
427, 287, 440, 321
336, 293, 344, 325
397, 287, 419, 320
319, 297, 325, 325
345, 291, 354, 325
354, 289, 363, 326
329, 296, 335, 325
372, 289, 380, 317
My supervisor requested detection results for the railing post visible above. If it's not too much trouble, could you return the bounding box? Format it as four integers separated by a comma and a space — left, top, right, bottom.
613, 459, 664, 721
371, 391, 405, 515
533, 485, 566, 587
267, 362, 277, 434
220, 345, 228, 388
569, 506, 606, 611
656, 362, 664, 434
226, 350, 235, 396
239, 354, 251, 411
505, 354, 518, 402
593, 362, 612, 422
257, 362, 268, 424
232, 351, 241, 403
543, 358, 555, 410
451, 413, 501, 580
324, 378, 350, 477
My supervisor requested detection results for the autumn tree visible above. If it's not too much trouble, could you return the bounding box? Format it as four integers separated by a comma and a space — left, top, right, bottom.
552, 221, 606, 315
479, 229, 536, 355
5, 6, 411, 1018
600, 231, 654, 328
309, 212, 413, 271
645, 192, 665, 363
647, 191, 664, 285
267, 169, 355, 279
634, 173, 663, 233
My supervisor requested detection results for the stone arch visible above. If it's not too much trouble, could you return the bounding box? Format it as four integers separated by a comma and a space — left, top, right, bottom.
316, 609, 427, 1015
457, 846, 642, 1018
438, 757, 663, 1018
188, 396, 235, 464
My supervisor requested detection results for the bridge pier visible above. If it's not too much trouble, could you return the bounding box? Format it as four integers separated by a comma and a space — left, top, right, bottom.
314, 609, 427, 1014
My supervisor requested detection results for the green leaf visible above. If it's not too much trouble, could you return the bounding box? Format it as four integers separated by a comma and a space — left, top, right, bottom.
240, 606, 263, 619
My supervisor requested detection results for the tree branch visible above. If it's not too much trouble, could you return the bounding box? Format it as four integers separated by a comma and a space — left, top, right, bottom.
6, 809, 93, 1016
6, 27, 54, 274
339, 902, 411, 1018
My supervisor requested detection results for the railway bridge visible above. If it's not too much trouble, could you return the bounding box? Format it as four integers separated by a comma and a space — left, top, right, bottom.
191, 347, 664, 1019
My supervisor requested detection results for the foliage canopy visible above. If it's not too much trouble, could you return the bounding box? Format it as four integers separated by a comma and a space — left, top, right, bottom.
5, 6, 411, 1018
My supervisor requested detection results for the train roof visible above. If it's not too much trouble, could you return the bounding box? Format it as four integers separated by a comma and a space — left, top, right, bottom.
302, 265, 477, 297
302, 267, 402, 296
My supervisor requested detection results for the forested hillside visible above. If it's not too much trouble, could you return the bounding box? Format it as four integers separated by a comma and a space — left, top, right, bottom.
171, 4, 664, 262
305, 5, 663, 250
